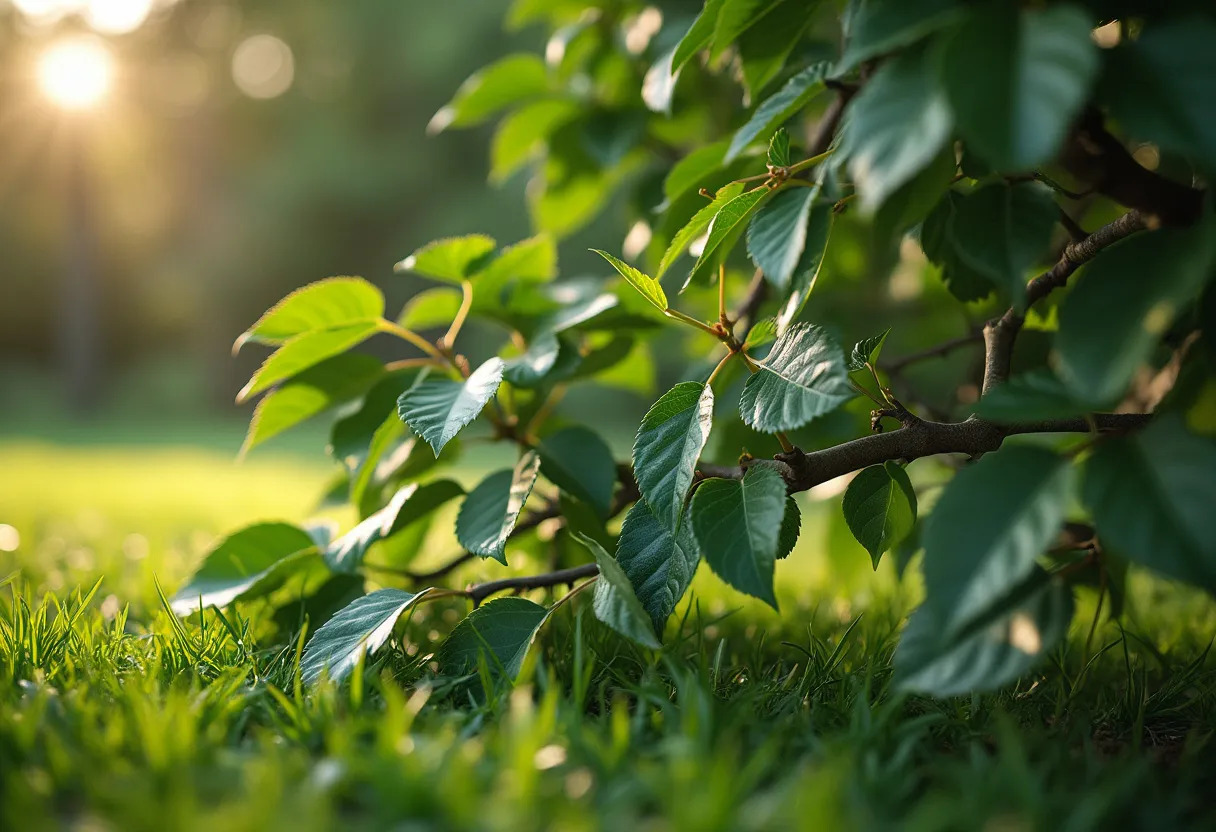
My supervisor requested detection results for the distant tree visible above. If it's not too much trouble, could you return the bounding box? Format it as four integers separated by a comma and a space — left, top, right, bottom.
172, 0, 1216, 697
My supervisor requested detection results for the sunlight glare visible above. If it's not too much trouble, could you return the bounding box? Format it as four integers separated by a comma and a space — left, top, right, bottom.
86, 0, 155, 35
37, 35, 114, 110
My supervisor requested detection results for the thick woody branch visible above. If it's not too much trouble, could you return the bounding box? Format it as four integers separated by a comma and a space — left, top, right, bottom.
701, 413, 1151, 494
1063, 109, 1204, 227
982, 210, 1150, 395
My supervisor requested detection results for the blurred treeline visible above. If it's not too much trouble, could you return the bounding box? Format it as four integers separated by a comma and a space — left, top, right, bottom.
0, 0, 545, 413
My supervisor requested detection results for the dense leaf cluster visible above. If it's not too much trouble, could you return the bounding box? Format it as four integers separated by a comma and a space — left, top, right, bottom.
171, 0, 1216, 697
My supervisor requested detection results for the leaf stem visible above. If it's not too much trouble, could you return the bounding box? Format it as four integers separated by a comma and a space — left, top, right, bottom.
378, 319, 445, 361
788, 148, 835, 175
706, 350, 735, 387
717, 263, 727, 323
441, 280, 474, 349
665, 307, 718, 335
385, 357, 448, 372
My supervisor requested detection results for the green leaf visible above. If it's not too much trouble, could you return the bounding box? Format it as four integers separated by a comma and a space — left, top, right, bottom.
921, 445, 1072, 637
490, 99, 579, 183
591, 249, 668, 313
1102, 17, 1216, 172
672, 0, 728, 72
663, 141, 729, 205
656, 182, 744, 279
942, 4, 1098, 171
775, 201, 833, 333
1083, 416, 1216, 592
726, 62, 829, 162
234, 277, 384, 351
839, 0, 963, 71
242, 354, 383, 455
538, 426, 617, 518
473, 234, 558, 291
895, 567, 1074, 696
572, 532, 662, 649
456, 452, 542, 564
710, 0, 783, 61
949, 182, 1058, 307
330, 371, 418, 471
767, 127, 791, 168
847, 328, 890, 373
436, 597, 551, 681
777, 495, 801, 560
842, 462, 917, 569
633, 382, 715, 532
744, 318, 778, 352
428, 54, 551, 132
1057, 221, 1216, 405
300, 588, 432, 686
690, 186, 771, 279
974, 369, 1088, 422
747, 185, 817, 291
237, 322, 381, 403
615, 501, 701, 637
398, 288, 462, 331
738, 0, 815, 97
395, 235, 497, 283
502, 333, 562, 389
170, 522, 316, 615
872, 143, 957, 245
397, 359, 505, 455
739, 323, 853, 432
838, 45, 952, 211
691, 465, 787, 609
921, 190, 995, 303
325, 481, 463, 572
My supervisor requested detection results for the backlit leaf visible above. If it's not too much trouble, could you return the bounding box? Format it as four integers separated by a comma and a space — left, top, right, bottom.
633, 382, 715, 531
456, 452, 542, 564
300, 588, 432, 685
690, 465, 787, 608
842, 462, 917, 568
397, 359, 505, 455
739, 323, 852, 431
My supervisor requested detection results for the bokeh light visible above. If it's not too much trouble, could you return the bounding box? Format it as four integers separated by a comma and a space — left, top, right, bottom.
37, 34, 114, 110
12, 0, 156, 33
231, 34, 294, 100
86, 0, 155, 35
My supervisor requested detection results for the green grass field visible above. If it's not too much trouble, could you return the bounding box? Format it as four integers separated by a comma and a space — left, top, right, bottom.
2, 440, 1216, 831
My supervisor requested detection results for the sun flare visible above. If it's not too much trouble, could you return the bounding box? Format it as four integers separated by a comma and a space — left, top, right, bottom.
37, 35, 114, 111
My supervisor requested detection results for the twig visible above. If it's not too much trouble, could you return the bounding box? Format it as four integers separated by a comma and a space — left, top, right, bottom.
882, 332, 984, 373
465, 564, 600, 607
982, 210, 1149, 395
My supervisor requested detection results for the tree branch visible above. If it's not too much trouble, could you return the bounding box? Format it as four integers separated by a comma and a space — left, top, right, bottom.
464, 564, 599, 607
1062, 108, 1204, 227
700, 413, 1153, 494
982, 209, 1150, 395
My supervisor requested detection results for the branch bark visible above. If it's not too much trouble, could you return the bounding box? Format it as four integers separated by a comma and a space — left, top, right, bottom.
982, 209, 1150, 395
770, 412, 1151, 493
464, 563, 599, 607
1062, 109, 1204, 227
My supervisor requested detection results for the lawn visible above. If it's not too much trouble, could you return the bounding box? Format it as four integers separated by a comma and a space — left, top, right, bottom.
2, 440, 1215, 831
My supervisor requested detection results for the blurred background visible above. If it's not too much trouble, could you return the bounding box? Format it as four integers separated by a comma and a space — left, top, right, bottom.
0, 0, 546, 432
0, 0, 974, 610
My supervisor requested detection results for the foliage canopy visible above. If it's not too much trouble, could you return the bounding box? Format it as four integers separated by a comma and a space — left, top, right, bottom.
173, 0, 1216, 698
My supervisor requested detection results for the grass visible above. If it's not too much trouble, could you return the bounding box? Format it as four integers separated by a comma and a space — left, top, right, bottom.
2, 440, 1216, 830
